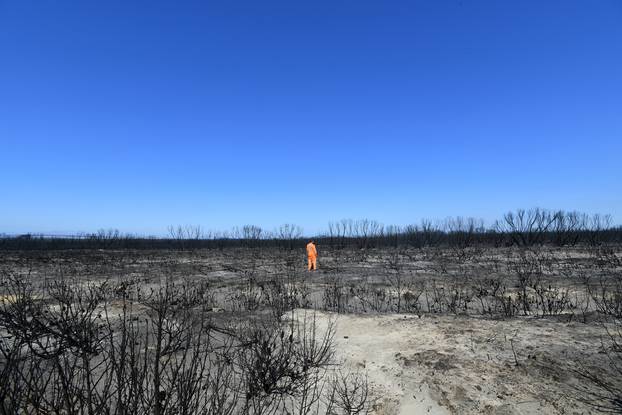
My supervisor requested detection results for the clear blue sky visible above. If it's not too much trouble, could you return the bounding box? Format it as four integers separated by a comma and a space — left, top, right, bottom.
1, 0, 621, 236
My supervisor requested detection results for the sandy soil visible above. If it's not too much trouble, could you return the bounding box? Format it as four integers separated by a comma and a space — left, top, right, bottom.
303, 310, 608, 415
3, 248, 618, 414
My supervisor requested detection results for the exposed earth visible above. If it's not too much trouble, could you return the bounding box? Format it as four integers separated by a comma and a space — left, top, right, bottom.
305, 310, 611, 415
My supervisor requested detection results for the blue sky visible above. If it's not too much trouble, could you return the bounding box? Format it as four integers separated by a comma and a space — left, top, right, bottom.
1, 0, 621, 235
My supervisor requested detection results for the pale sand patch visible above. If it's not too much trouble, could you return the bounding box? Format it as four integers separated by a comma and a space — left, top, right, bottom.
293, 310, 606, 415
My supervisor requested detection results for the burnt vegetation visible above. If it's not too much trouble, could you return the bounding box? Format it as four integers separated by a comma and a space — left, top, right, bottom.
1, 208, 621, 414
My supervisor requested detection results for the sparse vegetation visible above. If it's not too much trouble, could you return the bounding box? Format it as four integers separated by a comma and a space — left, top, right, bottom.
1, 209, 621, 413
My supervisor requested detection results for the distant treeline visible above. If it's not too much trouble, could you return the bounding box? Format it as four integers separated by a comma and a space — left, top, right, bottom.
2, 208, 621, 250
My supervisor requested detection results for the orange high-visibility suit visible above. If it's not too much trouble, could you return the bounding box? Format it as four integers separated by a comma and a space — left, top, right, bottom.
306, 242, 317, 271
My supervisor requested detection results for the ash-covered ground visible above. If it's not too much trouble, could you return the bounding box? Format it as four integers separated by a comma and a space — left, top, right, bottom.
1, 245, 620, 414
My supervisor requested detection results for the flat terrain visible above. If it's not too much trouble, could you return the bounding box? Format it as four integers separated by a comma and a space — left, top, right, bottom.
1, 245, 620, 414
309, 310, 609, 414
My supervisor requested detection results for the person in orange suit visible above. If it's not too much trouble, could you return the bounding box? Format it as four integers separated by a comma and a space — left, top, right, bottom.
306, 240, 318, 271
